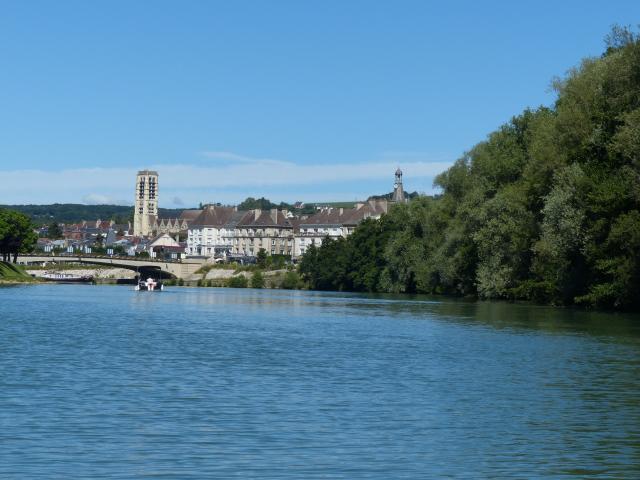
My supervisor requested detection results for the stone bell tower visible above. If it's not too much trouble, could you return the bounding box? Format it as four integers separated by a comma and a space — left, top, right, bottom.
133, 170, 158, 237
391, 167, 406, 203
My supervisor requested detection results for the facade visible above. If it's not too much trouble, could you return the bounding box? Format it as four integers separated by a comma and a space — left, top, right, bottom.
185, 168, 406, 260
186, 205, 238, 257
187, 206, 295, 258
133, 170, 159, 237
233, 209, 294, 256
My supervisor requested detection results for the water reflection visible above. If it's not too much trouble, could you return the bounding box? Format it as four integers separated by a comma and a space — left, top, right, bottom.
130, 286, 640, 340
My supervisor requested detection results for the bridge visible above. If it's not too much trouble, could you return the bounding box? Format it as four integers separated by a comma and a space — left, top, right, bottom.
15, 255, 207, 279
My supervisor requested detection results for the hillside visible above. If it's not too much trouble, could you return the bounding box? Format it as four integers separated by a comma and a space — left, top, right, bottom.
0, 204, 186, 224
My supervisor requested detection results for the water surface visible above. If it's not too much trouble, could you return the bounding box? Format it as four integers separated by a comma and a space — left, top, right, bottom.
1, 285, 639, 478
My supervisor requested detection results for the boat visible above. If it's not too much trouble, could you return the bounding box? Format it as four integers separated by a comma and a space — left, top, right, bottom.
135, 277, 164, 291
38, 271, 93, 283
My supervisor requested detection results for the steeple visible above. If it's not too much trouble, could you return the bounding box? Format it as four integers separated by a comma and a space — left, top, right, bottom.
392, 167, 405, 202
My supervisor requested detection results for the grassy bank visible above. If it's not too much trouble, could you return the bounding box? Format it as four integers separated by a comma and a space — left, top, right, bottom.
0, 262, 36, 283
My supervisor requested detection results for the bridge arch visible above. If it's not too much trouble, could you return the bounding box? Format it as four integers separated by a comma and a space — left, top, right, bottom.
15, 255, 206, 279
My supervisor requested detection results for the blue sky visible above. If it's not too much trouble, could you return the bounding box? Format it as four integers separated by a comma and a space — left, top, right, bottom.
1, 1, 638, 207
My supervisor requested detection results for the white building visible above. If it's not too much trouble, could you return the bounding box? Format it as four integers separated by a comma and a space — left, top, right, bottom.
293, 200, 389, 257
186, 205, 238, 257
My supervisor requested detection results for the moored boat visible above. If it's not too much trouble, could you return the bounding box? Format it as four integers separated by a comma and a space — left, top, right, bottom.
38, 271, 93, 283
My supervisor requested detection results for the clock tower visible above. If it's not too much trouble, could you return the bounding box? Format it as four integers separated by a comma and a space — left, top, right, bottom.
391, 167, 406, 203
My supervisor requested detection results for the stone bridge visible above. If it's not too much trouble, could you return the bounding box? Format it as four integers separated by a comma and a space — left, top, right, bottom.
16, 255, 207, 279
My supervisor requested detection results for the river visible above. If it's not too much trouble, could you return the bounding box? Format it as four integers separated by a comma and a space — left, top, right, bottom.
1, 284, 639, 478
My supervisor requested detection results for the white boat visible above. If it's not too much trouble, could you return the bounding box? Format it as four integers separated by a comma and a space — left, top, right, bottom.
38, 271, 93, 283
135, 277, 164, 291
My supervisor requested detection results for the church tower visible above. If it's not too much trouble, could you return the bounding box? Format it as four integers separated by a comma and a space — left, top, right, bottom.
133, 170, 159, 237
392, 167, 406, 202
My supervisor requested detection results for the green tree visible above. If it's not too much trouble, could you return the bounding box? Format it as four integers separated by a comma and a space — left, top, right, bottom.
256, 248, 268, 268
281, 271, 301, 289
48, 222, 63, 239
0, 209, 38, 262
250, 270, 265, 288
296, 26, 640, 310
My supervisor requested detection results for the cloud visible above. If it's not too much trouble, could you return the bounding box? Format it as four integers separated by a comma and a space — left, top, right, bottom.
199, 151, 289, 166
0, 152, 454, 206
81, 193, 130, 205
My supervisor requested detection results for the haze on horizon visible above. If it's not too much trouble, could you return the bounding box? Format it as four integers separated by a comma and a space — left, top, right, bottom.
1, 1, 638, 207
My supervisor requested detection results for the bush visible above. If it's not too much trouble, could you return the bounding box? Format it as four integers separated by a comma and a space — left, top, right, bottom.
227, 275, 248, 288
281, 271, 301, 290
250, 270, 265, 288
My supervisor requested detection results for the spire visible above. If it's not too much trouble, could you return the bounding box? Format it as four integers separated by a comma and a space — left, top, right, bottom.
392, 167, 405, 202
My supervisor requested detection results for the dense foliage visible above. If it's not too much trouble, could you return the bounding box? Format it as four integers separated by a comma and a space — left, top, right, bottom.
299, 28, 640, 311
0, 209, 38, 262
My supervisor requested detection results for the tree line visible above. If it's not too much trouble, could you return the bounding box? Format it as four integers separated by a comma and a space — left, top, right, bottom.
299, 26, 640, 311
0, 204, 185, 225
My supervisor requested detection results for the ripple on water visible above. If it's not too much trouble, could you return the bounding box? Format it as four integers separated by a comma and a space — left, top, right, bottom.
0, 284, 639, 478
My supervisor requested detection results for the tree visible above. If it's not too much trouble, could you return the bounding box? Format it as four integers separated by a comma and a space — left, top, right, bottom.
250, 270, 265, 288
296, 26, 640, 310
0, 209, 38, 262
237, 197, 277, 210
281, 271, 301, 289
48, 222, 63, 239
256, 248, 268, 268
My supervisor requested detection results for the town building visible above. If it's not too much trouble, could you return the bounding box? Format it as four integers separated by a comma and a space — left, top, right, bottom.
186, 205, 238, 257
233, 209, 294, 256
133, 170, 158, 237
148, 233, 186, 259
183, 168, 409, 260
153, 209, 202, 236
294, 200, 390, 257
187, 206, 295, 258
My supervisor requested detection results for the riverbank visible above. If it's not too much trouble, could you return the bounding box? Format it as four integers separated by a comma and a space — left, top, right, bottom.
25, 267, 136, 281
175, 267, 303, 289
0, 261, 36, 284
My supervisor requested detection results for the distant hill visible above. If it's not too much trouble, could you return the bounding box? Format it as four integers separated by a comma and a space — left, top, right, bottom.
0, 204, 185, 225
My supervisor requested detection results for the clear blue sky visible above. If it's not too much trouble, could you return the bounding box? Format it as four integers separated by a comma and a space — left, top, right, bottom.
1, 1, 638, 207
